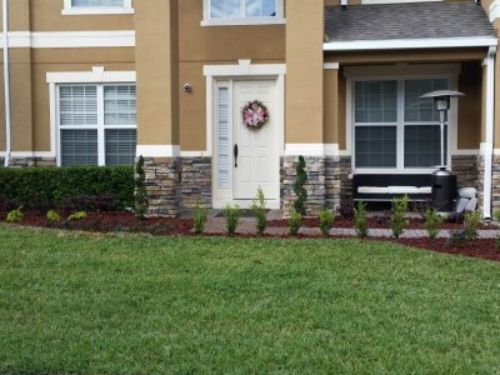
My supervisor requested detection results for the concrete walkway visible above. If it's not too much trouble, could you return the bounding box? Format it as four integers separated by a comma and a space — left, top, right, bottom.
202, 217, 499, 239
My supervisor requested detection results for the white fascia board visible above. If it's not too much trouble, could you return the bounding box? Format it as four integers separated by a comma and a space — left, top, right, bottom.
324, 36, 498, 52
204, 60, 286, 77
284, 144, 348, 157
0, 31, 135, 49
47, 67, 135, 84
136, 145, 181, 158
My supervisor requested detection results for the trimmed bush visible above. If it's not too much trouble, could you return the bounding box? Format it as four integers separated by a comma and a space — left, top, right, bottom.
424, 208, 442, 240
354, 202, 368, 238
223, 204, 242, 235
463, 211, 481, 240
289, 211, 302, 236
68, 211, 88, 221
46, 210, 62, 223
0, 166, 134, 211
319, 209, 334, 236
293, 156, 308, 216
251, 187, 267, 235
193, 200, 208, 235
6, 207, 23, 223
390, 195, 409, 239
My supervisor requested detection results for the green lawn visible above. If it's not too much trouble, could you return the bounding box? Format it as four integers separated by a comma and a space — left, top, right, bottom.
0, 226, 499, 375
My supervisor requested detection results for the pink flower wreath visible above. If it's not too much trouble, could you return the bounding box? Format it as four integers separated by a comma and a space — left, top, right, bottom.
242, 100, 269, 130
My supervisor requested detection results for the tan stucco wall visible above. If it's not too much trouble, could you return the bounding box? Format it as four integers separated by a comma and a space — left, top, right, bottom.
177, 0, 285, 151
0, 48, 134, 153
286, 0, 324, 144
496, 48, 500, 147
458, 62, 482, 150
135, 0, 178, 146
324, 69, 338, 144
0, 0, 30, 31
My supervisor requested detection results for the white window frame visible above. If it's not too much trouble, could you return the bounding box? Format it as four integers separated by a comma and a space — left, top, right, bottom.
47, 67, 136, 167
201, 0, 285, 26
344, 64, 460, 174
62, 0, 134, 15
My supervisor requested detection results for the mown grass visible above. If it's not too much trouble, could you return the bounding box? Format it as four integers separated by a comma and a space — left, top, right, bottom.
0, 225, 499, 375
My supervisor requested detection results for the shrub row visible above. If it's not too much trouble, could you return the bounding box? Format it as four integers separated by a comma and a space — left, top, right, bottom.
0, 166, 134, 211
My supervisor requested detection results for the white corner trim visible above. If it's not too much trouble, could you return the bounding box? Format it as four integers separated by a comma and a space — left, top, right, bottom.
0, 31, 135, 49
451, 149, 480, 156
136, 145, 180, 158
180, 151, 210, 157
490, 0, 500, 23
62, 0, 133, 15
47, 67, 136, 84
324, 62, 340, 70
204, 60, 286, 77
284, 144, 349, 157
324, 36, 498, 52
201, 17, 286, 26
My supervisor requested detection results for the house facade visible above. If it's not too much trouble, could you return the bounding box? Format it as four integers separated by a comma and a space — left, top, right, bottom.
0, 0, 499, 218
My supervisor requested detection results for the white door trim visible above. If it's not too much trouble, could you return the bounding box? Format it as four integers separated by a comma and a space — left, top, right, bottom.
204, 60, 286, 209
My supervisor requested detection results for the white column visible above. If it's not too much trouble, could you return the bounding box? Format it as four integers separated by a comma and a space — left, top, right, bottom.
483, 46, 496, 219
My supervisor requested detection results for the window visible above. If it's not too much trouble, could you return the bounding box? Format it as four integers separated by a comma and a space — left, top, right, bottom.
203, 0, 285, 26
353, 78, 449, 171
62, 0, 133, 15
58, 84, 136, 167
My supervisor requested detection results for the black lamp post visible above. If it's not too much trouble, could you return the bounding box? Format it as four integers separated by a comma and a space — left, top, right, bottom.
420, 90, 465, 169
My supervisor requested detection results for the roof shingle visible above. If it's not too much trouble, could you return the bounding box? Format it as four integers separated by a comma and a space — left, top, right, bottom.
325, 1, 496, 42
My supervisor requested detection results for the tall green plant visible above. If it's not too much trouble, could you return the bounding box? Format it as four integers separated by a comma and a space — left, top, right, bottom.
135, 155, 149, 219
464, 211, 481, 240
251, 187, 267, 235
293, 156, 308, 216
424, 208, 442, 240
354, 201, 368, 238
390, 195, 409, 239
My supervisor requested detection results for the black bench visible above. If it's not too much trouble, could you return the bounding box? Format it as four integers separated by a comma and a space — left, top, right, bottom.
352, 174, 433, 202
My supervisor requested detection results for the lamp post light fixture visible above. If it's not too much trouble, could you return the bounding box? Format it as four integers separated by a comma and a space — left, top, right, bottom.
420, 90, 465, 169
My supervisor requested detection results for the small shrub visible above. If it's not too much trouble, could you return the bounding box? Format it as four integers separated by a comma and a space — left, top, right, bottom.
251, 187, 267, 235
424, 208, 442, 240
135, 155, 149, 219
495, 235, 500, 252
223, 204, 242, 235
293, 156, 308, 216
6, 207, 23, 223
337, 200, 354, 220
68, 211, 88, 221
463, 211, 481, 240
193, 200, 208, 235
46, 210, 62, 223
354, 201, 368, 238
494, 210, 500, 224
289, 211, 302, 236
319, 209, 334, 236
390, 195, 409, 239
447, 230, 466, 247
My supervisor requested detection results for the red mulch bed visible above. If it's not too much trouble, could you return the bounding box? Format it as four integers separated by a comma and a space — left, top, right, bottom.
1, 211, 498, 262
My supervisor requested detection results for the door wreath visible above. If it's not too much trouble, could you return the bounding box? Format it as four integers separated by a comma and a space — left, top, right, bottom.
242, 100, 269, 130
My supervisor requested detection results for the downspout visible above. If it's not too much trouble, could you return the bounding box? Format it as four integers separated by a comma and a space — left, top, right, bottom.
2, 0, 11, 167
483, 46, 496, 219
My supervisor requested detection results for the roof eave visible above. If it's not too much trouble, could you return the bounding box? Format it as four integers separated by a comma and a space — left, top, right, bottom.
323, 36, 498, 51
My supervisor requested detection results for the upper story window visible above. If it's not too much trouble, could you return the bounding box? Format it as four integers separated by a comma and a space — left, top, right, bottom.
62, 0, 134, 15
202, 0, 285, 26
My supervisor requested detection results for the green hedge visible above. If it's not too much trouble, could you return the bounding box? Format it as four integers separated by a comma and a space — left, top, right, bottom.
0, 166, 134, 210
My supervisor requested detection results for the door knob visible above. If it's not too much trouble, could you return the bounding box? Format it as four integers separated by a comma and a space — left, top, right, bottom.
233, 144, 239, 168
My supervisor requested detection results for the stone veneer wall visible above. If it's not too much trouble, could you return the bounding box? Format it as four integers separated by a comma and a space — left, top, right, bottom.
451, 154, 482, 212
179, 157, 212, 209
325, 156, 352, 210
143, 157, 180, 217
492, 155, 500, 212
281, 156, 326, 216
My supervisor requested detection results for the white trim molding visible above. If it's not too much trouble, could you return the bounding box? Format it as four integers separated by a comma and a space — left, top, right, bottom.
201, 0, 285, 26
0, 31, 135, 49
180, 151, 211, 157
136, 145, 180, 158
0, 151, 56, 158
324, 36, 498, 52
204, 59, 287, 77
62, 0, 134, 15
324, 62, 340, 70
481, 46, 496, 219
47, 66, 136, 84
284, 143, 350, 157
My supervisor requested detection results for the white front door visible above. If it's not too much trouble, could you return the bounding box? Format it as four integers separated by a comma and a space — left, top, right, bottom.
233, 80, 279, 202
213, 79, 281, 208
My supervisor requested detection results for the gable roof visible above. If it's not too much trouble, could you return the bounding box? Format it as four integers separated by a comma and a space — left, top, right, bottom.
325, 1, 496, 43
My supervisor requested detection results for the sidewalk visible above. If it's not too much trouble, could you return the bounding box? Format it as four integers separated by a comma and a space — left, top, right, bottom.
203, 217, 498, 239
